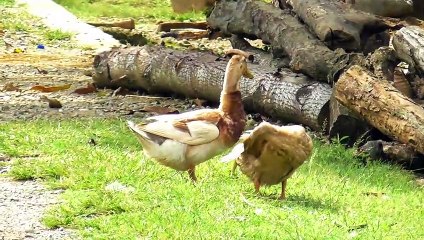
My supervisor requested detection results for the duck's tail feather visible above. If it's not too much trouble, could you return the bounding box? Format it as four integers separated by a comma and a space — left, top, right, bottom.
220, 142, 244, 163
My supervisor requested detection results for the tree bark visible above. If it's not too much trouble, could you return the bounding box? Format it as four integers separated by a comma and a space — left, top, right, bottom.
92, 46, 331, 130
160, 29, 210, 40
392, 26, 424, 77
207, 0, 354, 83
334, 65, 424, 154
288, 0, 389, 53
344, 0, 413, 18
366, 46, 399, 81
87, 19, 135, 30
229, 35, 289, 69
382, 141, 424, 169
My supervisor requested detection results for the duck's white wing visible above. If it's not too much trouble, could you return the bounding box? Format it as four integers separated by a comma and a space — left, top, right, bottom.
131, 109, 222, 145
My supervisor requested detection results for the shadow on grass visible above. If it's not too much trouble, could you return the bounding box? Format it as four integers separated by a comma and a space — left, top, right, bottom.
255, 192, 340, 212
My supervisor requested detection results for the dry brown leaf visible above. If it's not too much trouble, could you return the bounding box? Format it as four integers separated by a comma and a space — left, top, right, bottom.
31, 84, 71, 93
2, 82, 20, 92
194, 98, 207, 107
73, 83, 97, 94
140, 106, 179, 114
40, 95, 62, 108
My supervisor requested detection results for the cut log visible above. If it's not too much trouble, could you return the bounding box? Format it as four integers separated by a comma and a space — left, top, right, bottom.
161, 29, 210, 40
411, 76, 424, 99
207, 0, 354, 83
334, 65, 424, 154
343, 0, 413, 18
382, 141, 424, 169
92, 46, 331, 130
87, 19, 135, 30
229, 35, 289, 69
366, 46, 399, 80
157, 22, 209, 32
380, 16, 424, 31
288, 0, 389, 52
329, 90, 371, 146
392, 67, 414, 98
392, 26, 424, 77
98, 27, 147, 46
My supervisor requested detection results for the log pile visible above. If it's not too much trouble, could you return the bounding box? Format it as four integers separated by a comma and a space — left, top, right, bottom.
91, 0, 424, 170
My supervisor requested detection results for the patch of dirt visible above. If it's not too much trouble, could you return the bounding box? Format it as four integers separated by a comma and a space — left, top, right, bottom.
0, 51, 202, 122
0, 178, 77, 240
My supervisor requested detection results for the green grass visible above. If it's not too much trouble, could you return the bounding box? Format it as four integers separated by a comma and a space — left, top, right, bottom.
44, 29, 72, 41
0, 0, 14, 6
0, 4, 75, 48
53, 0, 205, 22
1, 119, 423, 239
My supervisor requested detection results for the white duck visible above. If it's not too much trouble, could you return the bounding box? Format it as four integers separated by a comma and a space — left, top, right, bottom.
128, 49, 254, 181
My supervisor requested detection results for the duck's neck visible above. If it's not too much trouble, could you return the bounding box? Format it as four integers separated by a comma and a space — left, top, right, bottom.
219, 91, 245, 119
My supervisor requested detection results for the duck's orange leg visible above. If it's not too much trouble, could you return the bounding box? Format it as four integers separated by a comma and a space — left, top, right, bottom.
279, 179, 287, 200
254, 178, 261, 194
231, 161, 238, 175
188, 166, 197, 182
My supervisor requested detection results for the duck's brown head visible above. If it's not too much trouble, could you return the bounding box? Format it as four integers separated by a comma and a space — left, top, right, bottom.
222, 49, 254, 93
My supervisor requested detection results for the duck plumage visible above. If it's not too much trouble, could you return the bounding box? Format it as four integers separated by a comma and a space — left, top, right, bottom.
221, 121, 313, 199
128, 50, 254, 181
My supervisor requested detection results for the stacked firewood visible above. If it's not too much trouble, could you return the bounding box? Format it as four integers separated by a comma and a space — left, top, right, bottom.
91, 0, 424, 170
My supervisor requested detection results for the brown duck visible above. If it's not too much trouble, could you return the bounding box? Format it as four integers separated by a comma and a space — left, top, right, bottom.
221, 121, 313, 199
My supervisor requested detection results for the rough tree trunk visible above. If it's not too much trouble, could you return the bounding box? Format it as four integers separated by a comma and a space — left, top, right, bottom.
392, 26, 424, 77
92, 46, 331, 130
382, 141, 424, 169
344, 0, 413, 18
288, 0, 389, 53
207, 0, 353, 83
334, 65, 424, 154
228, 35, 289, 69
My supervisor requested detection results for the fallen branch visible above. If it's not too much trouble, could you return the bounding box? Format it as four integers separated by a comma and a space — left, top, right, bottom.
88, 19, 135, 30
334, 65, 424, 154
157, 22, 209, 32
392, 26, 424, 77
288, 0, 389, 52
